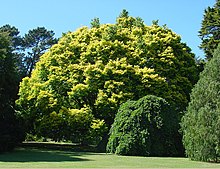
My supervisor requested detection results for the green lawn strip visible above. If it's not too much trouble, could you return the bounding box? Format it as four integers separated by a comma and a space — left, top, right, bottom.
0, 148, 219, 168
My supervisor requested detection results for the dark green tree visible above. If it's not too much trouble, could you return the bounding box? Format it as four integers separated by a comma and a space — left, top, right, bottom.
199, 0, 220, 59
22, 27, 58, 76
181, 44, 220, 162
0, 32, 24, 152
107, 95, 183, 156
0, 24, 22, 50
0, 24, 25, 77
119, 9, 129, 18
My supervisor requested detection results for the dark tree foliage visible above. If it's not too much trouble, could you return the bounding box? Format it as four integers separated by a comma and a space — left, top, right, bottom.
119, 9, 129, 18
181, 45, 220, 162
0, 32, 24, 152
0, 25, 58, 149
107, 95, 184, 157
22, 27, 58, 76
199, 0, 220, 59
0, 24, 22, 50
0, 25, 25, 78
195, 57, 206, 74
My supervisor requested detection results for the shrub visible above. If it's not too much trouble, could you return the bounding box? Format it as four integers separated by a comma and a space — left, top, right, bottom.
107, 95, 183, 156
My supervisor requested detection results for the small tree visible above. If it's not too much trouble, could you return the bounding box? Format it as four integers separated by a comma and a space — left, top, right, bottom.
107, 95, 183, 156
181, 45, 220, 162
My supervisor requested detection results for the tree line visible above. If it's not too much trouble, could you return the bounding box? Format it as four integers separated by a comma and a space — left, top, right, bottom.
0, 25, 57, 151
0, 0, 219, 162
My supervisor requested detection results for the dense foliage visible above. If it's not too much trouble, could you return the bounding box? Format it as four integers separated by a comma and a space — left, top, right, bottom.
16, 12, 198, 144
0, 32, 24, 152
181, 45, 220, 162
0, 25, 24, 77
107, 95, 183, 156
199, 0, 220, 59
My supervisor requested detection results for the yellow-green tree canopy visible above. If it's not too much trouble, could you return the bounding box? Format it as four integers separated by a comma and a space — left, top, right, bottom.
16, 13, 198, 142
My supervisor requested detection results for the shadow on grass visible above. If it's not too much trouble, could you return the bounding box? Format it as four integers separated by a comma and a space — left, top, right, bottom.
0, 148, 92, 162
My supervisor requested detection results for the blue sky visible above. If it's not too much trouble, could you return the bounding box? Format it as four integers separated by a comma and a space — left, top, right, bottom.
1, 0, 216, 58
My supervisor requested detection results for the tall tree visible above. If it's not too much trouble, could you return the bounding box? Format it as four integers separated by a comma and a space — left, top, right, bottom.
0, 25, 24, 77
181, 44, 220, 162
199, 0, 220, 60
22, 27, 58, 76
0, 32, 24, 152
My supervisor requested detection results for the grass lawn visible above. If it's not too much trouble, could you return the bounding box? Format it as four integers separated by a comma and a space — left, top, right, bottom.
0, 147, 219, 168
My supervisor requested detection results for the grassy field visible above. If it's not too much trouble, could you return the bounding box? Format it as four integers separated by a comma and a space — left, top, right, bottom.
0, 147, 219, 168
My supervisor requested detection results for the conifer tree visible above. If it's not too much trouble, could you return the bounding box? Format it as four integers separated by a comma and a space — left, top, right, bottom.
182, 45, 220, 162
199, 0, 220, 59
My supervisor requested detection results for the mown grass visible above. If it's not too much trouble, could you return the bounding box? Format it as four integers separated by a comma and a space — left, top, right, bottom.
0, 147, 219, 168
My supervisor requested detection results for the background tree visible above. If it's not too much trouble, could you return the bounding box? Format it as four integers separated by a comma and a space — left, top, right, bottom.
0, 32, 24, 152
199, 0, 220, 59
22, 27, 58, 76
91, 18, 100, 28
181, 44, 220, 162
0, 24, 25, 77
107, 95, 183, 156
119, 9, 129, 18
0, 24, 23, 50
16, 11, 198, 147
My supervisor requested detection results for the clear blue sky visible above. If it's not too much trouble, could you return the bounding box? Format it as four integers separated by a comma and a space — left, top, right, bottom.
1, 0, 216, 58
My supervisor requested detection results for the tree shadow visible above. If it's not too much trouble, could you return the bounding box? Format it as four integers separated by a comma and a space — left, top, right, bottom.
0, 148, 92, 162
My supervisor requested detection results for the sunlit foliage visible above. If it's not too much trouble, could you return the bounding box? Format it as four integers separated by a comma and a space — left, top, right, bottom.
16, 12, 198, 143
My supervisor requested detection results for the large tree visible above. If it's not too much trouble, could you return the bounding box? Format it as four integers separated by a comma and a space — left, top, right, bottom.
0, 32, 24, 152
22, 27, 58, 76
181, 45, 220, 162
199, 0, 220, 59
16, 12, 198, 143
